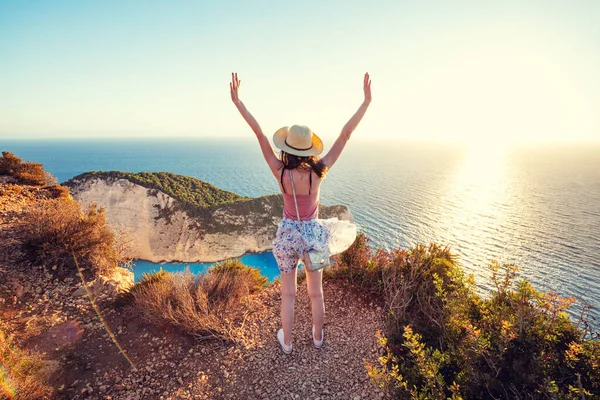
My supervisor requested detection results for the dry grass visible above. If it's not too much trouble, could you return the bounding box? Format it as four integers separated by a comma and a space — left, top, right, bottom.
20, 198, 122, 278
12, 163, 47, 186
124, 259, 268, 342
0, 152, 56, 186
203, 258, 268, 310
0, 152, 21, 175
44, 184, 70, 199
0, 326, 54, 400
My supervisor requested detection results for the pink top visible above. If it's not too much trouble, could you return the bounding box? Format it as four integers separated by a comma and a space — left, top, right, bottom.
280, 168, 320, 221
283, 191, 319, 221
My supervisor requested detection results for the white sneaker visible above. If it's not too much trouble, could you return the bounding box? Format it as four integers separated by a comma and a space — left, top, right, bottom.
312, 325, 324, 349
277, 329, 293, 354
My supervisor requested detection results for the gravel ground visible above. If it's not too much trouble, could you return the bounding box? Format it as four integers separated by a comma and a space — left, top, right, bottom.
216, 281, 388, 400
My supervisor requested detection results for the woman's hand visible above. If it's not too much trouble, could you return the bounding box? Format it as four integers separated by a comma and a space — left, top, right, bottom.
230, 72, 241, 104
228, 72, 283, 177
321, 72, 372, 170
363, 72, 372, 104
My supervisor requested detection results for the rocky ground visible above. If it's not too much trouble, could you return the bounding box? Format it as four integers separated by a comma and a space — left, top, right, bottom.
0, 182, 388, 400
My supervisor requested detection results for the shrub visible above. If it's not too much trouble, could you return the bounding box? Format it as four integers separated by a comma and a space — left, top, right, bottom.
0, 151, 21, 175
326, 233, 385, 293
43, 171, 58, 186
124, 260, 267, 341
20, 198, 121, 278
205, 258, 268, 309
0, 325, 54, 400
331, 235, 600, 399
45, 184, 70, 199
0, 151, 57, 186
13, 162, 47, 186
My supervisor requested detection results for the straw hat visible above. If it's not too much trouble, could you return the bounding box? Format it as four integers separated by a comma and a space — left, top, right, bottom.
273, 125, 324, 157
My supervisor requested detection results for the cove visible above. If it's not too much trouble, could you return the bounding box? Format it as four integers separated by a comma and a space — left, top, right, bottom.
131, 251, 282, 282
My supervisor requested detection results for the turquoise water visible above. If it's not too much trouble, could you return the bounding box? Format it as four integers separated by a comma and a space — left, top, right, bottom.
3, 138, 600, 323
132, 252, 282, 282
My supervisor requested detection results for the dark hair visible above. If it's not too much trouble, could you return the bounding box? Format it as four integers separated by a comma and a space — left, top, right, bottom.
280, 151, 327, 178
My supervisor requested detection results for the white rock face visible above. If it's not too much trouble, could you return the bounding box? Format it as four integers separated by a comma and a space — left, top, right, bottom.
67, 177, 354, 263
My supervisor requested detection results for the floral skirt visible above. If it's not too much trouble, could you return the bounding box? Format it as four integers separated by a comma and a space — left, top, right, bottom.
273, 217, 357, 274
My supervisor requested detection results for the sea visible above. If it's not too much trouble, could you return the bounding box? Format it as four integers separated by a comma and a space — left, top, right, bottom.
3, 138, 600, 325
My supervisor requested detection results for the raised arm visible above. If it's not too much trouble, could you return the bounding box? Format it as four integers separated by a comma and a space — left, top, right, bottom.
321, 73, 372, 170
230, 72, 282, 176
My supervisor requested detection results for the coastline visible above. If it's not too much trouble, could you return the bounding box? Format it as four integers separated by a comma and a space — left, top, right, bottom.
3, 140, 600, 327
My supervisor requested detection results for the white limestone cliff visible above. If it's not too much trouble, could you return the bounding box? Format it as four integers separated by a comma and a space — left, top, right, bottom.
66, 176, 354, 263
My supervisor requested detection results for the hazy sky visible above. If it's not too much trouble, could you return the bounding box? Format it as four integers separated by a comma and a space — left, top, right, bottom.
1, 0, 599, 145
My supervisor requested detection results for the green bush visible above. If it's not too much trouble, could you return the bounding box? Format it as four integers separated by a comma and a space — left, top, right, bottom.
65, 171, 249, 211
326, 233, 386, 294
331, 235, 600, 399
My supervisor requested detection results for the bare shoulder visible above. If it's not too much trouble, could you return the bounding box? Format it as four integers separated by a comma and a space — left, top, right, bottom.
269, 159, 285, 177
311, 168, 324, 181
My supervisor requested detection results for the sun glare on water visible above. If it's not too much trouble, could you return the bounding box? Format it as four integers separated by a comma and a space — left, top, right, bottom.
447, 144, 509, 244
457, 144, 507, 193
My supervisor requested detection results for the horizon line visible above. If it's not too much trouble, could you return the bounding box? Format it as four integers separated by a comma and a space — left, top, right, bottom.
3, 135, 600, 147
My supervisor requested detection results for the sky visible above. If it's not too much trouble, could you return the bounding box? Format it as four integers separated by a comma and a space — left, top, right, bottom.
1, 0, 599, 146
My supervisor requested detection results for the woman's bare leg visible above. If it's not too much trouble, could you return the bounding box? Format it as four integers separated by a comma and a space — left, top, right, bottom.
304, 253, 324, 340
280, 265, 298, 346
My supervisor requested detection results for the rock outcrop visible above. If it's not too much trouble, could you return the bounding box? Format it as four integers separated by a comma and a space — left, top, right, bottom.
65, 173, 354, 262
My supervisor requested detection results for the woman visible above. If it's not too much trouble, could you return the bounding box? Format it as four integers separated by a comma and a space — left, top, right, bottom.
230, 72, 371, 354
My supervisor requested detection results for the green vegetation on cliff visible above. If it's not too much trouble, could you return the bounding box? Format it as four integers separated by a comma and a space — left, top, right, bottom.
64, 171, 288, 236
65, 171, 250, 210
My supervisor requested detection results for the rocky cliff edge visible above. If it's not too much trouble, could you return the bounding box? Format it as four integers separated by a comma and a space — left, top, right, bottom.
65, 172, 354, 263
